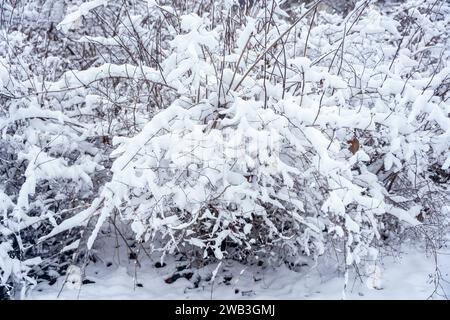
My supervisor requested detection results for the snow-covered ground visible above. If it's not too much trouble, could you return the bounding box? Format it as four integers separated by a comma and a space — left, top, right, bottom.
30, 237, 450, 300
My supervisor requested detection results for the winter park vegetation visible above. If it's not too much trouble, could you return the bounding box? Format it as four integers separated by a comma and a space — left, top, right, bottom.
0, 0, 450, 299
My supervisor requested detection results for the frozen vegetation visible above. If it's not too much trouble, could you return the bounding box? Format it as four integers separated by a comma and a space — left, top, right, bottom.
0, 0, 450, 299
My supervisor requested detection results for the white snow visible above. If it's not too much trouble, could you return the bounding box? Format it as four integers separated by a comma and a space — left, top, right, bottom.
2, 0, 450, 300
57, 0, 109, 33
29, 236, 450, 300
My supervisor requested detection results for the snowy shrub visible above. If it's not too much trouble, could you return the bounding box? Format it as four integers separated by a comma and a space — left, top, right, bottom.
0, 0, 109, 297
1, 0, 450, 296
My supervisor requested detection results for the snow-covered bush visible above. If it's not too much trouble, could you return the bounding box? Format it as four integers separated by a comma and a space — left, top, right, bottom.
0, 0, 180, 297
0, 0, 112, 297
43, 0, 450, 266
1, 0, 450, 296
